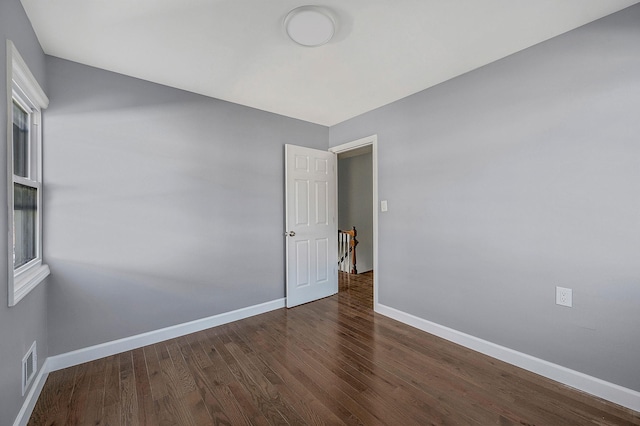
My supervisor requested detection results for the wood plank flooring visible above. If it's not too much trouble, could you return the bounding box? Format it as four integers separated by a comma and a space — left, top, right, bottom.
29, 271, 640, 425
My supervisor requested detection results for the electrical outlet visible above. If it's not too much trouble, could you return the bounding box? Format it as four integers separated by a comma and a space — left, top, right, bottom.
556, 286, 573, 307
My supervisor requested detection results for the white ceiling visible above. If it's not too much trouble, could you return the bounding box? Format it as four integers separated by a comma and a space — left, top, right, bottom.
21, 0, 640, 126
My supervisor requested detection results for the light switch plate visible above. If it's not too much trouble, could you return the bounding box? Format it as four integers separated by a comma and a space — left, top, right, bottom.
381, 200, 388, 212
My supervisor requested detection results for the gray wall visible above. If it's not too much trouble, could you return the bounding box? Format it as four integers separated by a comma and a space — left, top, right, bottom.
338, 153, 373, 272
330, 5, 640, 391
44, 57, 328, 355
0, 0, 50, 423
2, 5, 638, 424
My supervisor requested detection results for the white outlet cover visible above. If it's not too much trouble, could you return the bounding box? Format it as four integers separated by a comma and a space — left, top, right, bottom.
556, 286, 573, 307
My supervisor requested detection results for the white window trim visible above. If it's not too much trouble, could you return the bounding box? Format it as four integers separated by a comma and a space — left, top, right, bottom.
7, 40, 50, 307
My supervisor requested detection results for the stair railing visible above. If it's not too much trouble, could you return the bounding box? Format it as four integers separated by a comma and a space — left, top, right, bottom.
338, 226, 358, 274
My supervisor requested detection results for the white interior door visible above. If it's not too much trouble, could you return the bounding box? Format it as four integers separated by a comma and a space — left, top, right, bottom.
285, 144, 337, 308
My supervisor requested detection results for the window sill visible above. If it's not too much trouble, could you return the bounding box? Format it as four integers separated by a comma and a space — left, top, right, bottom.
10, 263, 50, 306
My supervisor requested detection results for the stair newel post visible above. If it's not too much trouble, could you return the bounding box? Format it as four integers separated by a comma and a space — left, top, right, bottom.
351, 226, 358, 274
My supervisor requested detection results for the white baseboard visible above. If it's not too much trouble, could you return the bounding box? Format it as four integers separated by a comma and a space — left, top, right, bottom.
13, 358, 50, 426
375, 303, 640, 413
48, 298, 285, 371
14, 297, 637, 425
13, 298, 285, 426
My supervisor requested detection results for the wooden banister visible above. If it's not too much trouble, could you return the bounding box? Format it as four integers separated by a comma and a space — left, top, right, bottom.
338, 226, 358, 274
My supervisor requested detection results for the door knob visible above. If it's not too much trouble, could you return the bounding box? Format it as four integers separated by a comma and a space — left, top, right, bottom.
285, 231, 296, 237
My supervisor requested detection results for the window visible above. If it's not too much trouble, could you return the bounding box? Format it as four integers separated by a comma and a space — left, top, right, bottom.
7, 40, 50, 306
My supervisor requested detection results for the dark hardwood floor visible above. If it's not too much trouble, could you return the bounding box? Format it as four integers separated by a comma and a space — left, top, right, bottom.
29, 271, 639, 425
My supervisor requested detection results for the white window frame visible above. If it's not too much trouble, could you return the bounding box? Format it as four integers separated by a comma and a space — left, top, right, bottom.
6, 40, 50, 306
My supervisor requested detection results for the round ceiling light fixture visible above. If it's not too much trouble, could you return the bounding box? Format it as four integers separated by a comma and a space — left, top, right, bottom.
285, 6, 336, 47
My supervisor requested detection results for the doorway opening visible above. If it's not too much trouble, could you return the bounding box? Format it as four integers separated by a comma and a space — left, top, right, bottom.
330, 135, 378, 309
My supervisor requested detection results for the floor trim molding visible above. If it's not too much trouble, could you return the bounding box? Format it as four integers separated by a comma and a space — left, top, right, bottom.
375, 303, 640, 413
13, 359, 50, 426
13, 297, 285, 426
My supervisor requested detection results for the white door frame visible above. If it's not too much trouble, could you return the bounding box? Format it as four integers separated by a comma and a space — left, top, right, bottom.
329, 134, 379, 309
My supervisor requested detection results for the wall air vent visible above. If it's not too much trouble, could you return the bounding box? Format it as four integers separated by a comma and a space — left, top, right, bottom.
22, 341, 37, 396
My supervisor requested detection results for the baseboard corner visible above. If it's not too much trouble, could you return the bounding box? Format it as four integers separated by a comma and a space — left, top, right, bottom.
13, 358, 51, 426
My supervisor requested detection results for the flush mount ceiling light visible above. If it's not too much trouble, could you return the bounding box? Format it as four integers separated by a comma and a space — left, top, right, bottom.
285, 6, 336, 47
